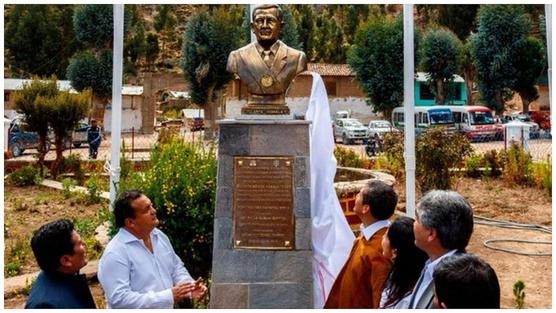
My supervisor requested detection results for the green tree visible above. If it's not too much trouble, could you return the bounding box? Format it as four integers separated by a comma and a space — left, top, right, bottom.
420, 28, 463, 105
67, 51, 112, 99
145, 33, 160, 70
348, 15, 404, 118
512, 37, 545, 114
181, 8, 241, 139
292, 5, 316, 61
153, 5, 177, 60
281, 5, 302, 50
42, 90, 90, 177
67, 4, 120, 120
13, 77, 59, 172
471, 5, 530, 113
72, 4, 113, 49
5, 5, 80, 79
124, 5, 147, 74
436, 5, 479, 105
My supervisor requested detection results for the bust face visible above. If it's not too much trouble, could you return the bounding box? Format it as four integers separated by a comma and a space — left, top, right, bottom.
251, 8, 282, 47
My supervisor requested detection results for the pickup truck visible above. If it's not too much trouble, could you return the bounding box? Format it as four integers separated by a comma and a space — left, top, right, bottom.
334, 118, 368, 144
8, 119, 51, 157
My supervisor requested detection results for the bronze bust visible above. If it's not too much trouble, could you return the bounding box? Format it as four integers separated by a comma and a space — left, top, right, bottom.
227, 4, 307, 115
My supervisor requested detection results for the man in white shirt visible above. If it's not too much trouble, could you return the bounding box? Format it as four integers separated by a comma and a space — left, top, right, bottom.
407, 190, 474, 309
98, 190, 207, 309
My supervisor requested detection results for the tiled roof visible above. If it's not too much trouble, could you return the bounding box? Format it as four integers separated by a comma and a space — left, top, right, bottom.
300, 63, 354, 77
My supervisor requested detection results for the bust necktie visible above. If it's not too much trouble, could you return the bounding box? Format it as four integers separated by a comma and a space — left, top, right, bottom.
263, 50, 272, 67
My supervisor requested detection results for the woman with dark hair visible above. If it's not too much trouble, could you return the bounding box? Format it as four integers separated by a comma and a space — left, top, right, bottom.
379, 216, 428, 309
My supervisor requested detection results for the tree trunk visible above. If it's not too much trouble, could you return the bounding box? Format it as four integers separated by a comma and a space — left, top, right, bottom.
464, 70, 474, 105
520, 93, 530, 115
494, 89, 504, 115
203, 84, 216, 140
50, 135, 64, 179
436, 79, 445, 105
37, 134, 47, 177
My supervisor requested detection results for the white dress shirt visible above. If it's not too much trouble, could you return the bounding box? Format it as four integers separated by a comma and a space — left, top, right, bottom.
380, 289, 412, 309
360, 219, 391, 241
98, 227, 194, 309
409, 249, 457, 308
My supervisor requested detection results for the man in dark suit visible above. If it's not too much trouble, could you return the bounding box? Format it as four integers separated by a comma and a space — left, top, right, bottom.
25, 219, 96, 309
227, 4, 307, 115
407, 190, 474, 309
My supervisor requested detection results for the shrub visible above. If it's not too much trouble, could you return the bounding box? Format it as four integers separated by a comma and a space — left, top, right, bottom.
382, 128, 472, 191
465, 154, 484, 178
417, 128, 473, 191
121, 138, 217, 278
381, 132, 406, 178
483, 149, 503, 177
530, 157, 551, 195
334, 146, 364, 168
5, 262, 21, 277
85, 174, 103, 204
7, 166, 41, 186
513, 280, 526, 309
62, 178, 77, 199
502, 143, 532, 186
60, 154, 82, 173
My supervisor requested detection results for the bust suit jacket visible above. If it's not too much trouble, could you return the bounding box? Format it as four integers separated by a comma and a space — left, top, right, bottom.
227, 40, 307, 105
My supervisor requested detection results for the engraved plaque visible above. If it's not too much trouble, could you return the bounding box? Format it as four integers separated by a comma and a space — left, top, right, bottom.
233, 156, 294, 250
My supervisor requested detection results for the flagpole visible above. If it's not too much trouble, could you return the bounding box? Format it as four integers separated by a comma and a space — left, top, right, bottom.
109, 4, 124, 209
403, 4, 416, 218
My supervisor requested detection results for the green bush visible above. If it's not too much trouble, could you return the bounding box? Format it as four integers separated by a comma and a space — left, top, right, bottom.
334, 146, 364, 168
465, 154, 484, 178
85, 174, 103, 204
483, 149, 504, 177
502, 143, 532, 186
530, 157, 551, 196
7, 166, 41, 186
383, 128, 472, 191
60, 154, 82, 173
381, 132, 406, 178
5, 262, 21, 277
121, 138, 217, 278
62, 178, 77, 199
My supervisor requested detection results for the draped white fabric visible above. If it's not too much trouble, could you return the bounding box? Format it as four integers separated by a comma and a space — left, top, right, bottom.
306, 72, 356, 308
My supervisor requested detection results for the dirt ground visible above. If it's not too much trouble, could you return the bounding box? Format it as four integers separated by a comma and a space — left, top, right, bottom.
394, 176, 552, 309
4, 176, 552, 309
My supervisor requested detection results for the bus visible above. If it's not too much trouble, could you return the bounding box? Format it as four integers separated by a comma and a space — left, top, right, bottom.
445, 105, 499, 141
392, 106, 455, 134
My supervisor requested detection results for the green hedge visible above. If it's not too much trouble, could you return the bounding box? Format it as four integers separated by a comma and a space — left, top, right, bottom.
121, 138, 217, 278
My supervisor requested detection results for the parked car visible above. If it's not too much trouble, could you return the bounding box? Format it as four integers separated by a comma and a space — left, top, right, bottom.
189, 117, 204, 132
8, 118, 51, 157
334, 118, 368, 144
367, 120, 398, 139
501, 114, 541, 139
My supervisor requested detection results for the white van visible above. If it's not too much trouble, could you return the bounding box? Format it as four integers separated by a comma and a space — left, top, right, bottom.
392, 106, 455, 132
444, 105, 499, 141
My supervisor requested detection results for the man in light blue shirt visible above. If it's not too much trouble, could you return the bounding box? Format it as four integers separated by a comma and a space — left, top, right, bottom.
407, 190, 474, 309
98, 190, 207, 309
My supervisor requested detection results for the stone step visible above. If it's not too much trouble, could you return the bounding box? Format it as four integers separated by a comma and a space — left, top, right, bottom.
40, 179, 110, 200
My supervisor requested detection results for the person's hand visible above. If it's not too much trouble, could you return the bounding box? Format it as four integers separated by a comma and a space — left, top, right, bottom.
191, 277, 208, 300
171, 282, 196, 302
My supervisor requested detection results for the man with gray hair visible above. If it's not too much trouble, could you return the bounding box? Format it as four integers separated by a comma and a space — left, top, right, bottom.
407, 190, 474, 309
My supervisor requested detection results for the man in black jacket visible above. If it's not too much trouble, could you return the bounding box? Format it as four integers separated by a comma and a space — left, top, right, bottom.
86, 119, 102, 159
25, 219, 96, 309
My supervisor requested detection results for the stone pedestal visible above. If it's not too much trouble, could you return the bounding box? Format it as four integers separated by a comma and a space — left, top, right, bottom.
210, 119, 313, 309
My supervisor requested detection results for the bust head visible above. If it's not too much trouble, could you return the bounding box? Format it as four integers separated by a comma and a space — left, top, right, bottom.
251, 4, 284, 49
